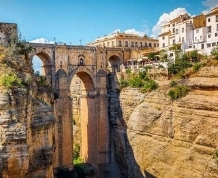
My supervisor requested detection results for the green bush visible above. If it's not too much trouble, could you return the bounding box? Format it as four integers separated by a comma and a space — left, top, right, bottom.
126, 69, 131, 74
119, 78, 128, 87
214, 150, 218, 165
119, 71, 158, 93
190, 50, 199, 61
168, 85, 189, 100
0, 73, 23, 89
73, 143, 80, 161
142, 79, 158, 92
193, 63, 201, 72
211, 46, 218, 60
170, 80, 178, 87
168, 58, 192, 76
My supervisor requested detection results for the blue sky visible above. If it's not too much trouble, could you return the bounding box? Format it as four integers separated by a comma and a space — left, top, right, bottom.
0, 0, 218, 45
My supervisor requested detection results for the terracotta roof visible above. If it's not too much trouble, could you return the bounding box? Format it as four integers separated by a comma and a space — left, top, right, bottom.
158, 31, 170, 37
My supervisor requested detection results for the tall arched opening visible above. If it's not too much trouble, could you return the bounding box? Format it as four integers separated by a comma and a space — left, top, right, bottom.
70, 70, 97, 166
32, 52, 52, 76
32, 52, 52, 86
108, 55, 122, 72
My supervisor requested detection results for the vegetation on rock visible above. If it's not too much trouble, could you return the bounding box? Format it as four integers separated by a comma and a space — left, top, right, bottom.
168, 85, 189, 100
0, 34, 33, 90
211, 46, 218, 60
119, 70, 158, 92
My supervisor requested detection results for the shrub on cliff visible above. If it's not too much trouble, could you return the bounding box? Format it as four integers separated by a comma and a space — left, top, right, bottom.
168, 85, 189, 100
193, 63, 202, 72
211, 46, 218, 60
0, 73, 23, 89
168, 58, 192, 76
119, 71, 158, 92
7, 33, 32, 60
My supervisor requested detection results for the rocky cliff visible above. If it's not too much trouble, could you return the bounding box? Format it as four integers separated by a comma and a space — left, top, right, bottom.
120, 66, 218, 178
0, 56, 55, 178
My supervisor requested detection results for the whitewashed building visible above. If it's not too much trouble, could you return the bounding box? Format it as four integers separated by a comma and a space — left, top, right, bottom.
205, 7, 218, 55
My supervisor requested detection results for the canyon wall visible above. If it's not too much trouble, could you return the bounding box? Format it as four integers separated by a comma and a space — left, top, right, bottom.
120, 66, 218, 178
0, 82, 55, 178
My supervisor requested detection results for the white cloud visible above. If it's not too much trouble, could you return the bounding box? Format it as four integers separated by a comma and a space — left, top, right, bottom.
124, 28, 145, 36
202, 0, 218, 14
112, 29, 121, 34
202, 0, 218, 9
110, 28, 146, 37
151, 8, 189, 38
29, 38, 54, 44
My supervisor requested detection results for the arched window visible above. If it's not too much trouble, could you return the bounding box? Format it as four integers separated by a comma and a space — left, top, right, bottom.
80, 58, 83, 65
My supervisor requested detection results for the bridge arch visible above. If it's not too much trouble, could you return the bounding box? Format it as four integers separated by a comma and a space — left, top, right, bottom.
68, 67, 98, 166
31, 51, 52, 76
108, 55, 122, 72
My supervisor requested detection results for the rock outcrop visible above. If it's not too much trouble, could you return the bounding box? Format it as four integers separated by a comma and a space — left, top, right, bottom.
0, 84, 55, 178
120, 66, 218, 178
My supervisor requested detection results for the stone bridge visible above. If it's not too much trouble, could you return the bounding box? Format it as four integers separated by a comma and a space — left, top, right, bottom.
29, 43, 131, 176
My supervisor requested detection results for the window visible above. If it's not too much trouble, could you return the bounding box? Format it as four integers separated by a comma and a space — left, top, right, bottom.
125, 41, 128, 47
135, 42, 138, 47
118, 41, 122, 47
208, 34, 211, 38
216, 15, 218, 22
179, 37, 181, 42
79, 58, 84, 65
182, 28, 184, 33
208, 18, 210, 22
173, 39, 175, 44
154, 43, 156, 47
217, 24, 218, 31
215, 33, 218, 37
196, 29, 199, 33
195, 37, 197, 42
173, 28, 175, 34
140, 42, 142, 47
207, 43, 211, 47
176, 29, 178, 34
149, 43, 152, 47
162, 43, 165, 47
212, 42, 216, 46
131, 41, 134, 47
172, 23, 175, 27
201, 44, 204, 49
207, 26, 211, 33
107, 42, 110, 47
182, 37, 184, 42
200, 36, 202, 40
145, 43, 147, 47
162, 36, 165, 40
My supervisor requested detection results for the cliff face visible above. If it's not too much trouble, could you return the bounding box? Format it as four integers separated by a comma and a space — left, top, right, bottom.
120, 66, 218, 178
0, 84, 55, 178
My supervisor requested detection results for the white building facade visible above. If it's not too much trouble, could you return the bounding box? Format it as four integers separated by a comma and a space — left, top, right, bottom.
205, 7, 218, 54
158, 8, 218, 57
